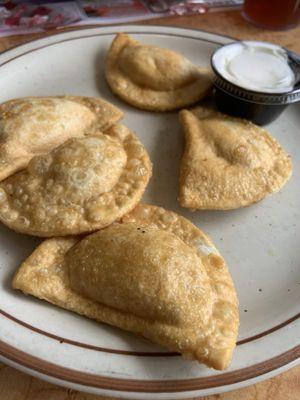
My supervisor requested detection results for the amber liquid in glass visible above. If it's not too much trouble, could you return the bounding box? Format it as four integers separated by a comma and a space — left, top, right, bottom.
243, 0, 300, 30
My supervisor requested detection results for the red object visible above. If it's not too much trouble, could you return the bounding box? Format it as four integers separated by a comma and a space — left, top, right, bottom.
30, 6, 52, 17
83, 6, 95, 14
243, 0, 300, 30
4, 2, 17, 11
5, 15, 20, 26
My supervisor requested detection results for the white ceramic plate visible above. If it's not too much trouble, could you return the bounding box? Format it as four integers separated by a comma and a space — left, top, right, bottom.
0, 25, 299, 399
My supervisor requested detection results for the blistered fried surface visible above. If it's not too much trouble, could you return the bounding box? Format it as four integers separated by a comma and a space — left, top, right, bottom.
13, 204, 239, 370
105, 33, 213, 111
179, 108, 292, 210
68, 223, 213, 326
0, 96, 123, 181
0, 125, 152, 236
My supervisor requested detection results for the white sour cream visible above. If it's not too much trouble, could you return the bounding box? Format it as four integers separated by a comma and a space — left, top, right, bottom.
212, 41, 295, 93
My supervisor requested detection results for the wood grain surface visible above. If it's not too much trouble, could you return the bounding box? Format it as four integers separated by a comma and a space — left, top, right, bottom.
0, 9, 299, 400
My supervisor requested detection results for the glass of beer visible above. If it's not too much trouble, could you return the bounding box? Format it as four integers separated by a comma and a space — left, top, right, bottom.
242, 0, 300, 30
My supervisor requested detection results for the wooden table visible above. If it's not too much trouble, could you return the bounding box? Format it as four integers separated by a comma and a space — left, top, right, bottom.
0, 9, 299, 400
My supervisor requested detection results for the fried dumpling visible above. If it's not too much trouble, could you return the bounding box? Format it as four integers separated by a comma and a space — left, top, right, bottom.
0, 96, 123, 181
179, 108, 292, 210
105, 33, 213, 111
0, 124, 151, 236
13, 204, 239, 370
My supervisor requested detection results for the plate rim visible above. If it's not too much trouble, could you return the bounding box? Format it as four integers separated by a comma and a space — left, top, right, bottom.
0, 24, 299, 397
0, 338, 300, 393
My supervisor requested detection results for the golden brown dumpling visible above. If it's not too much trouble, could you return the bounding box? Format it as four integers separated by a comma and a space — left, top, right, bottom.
179, 107, 292, 210
0, 125, 151, 236
13, 204, 239, 370
0, 96, 123, 181
105, 33, 213, 111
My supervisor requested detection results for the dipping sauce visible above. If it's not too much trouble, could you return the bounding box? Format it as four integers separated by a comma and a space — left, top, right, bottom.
212, 41, 296, 93
210, 40, 300, 125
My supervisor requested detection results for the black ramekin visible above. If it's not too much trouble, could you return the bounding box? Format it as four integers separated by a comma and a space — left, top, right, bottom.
210, 43, 300, 125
